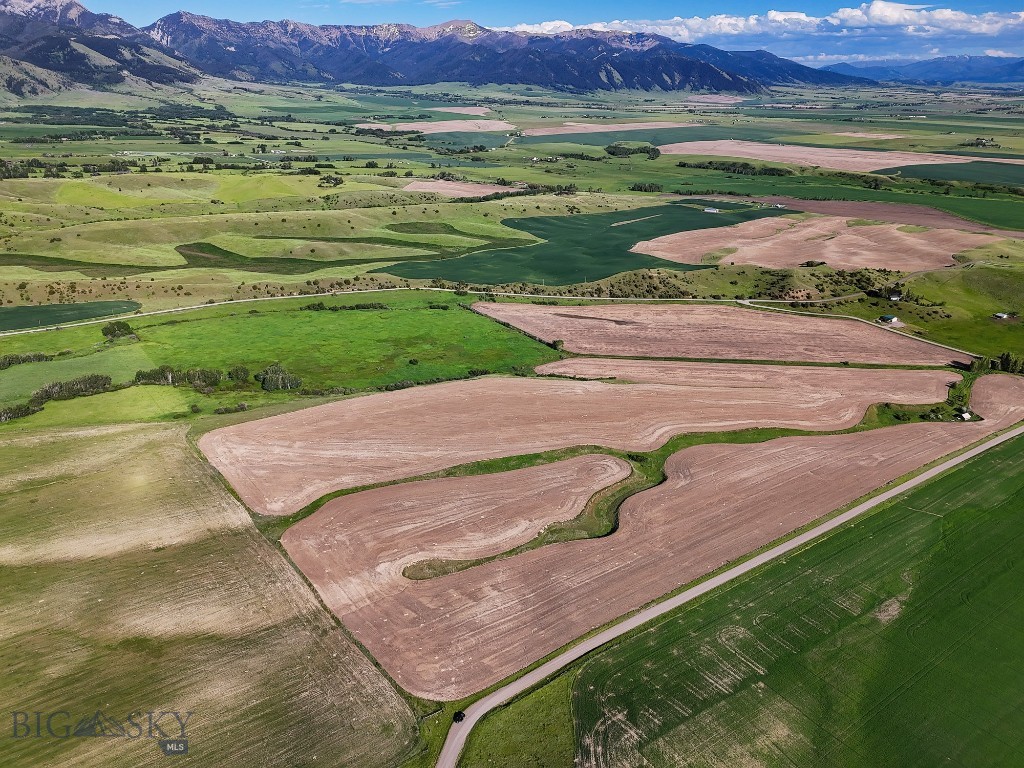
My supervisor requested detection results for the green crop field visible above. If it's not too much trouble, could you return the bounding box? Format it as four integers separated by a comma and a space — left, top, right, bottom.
878, 161, 1024, 186
463, 428, 1024, 768
379, 201, 784, 284
0, 300, 140, 331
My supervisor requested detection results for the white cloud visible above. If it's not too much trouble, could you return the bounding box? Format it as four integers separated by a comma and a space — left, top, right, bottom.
985, 48, 1019, 57
500, 1, 1024, 57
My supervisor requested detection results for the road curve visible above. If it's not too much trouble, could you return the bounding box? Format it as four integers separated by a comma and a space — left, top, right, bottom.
436, 420, 1024, 768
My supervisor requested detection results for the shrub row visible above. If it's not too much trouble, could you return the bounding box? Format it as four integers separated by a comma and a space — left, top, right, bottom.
301, 301, 390, 311
0, 352, 53, 370
30, 374, 113, 405
0, 403, 43, 423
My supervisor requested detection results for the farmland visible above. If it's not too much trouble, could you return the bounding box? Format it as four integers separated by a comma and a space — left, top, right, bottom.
377, 200, 784, 285
462, 424, 1024, 768
199, 362, 959, 517
3, 78, 1024, 768
473, 302, 971, 365
0, 423, 418, 768
630, 215, 998, 272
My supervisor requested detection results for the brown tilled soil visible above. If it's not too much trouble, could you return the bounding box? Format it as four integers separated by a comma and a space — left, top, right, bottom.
279, 374, 1024, 699
402, 179, 513, 197
520, 121, 693, 136
474, 302, 971, 366
629, 215, 998, 271
199, 364, 957, 517
657, 139, 1024, 172
355, 119, 516, 134
282, 454, 629, 620
426, 106, 491, 115
678, 195, 1021, 235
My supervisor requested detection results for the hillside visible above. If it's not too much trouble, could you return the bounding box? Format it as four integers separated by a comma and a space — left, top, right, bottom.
0, 0, 871, 95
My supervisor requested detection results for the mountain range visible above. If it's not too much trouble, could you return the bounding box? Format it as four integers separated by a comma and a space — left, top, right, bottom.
823, 55, 1024, 84
0, 0, 869, 96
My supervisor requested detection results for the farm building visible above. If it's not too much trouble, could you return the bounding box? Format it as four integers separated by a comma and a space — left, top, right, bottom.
703, 207, 721, 214
880, 315, 899, 324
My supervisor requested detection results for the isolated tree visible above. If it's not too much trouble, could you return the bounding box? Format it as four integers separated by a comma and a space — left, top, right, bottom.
101, 320, 133, 339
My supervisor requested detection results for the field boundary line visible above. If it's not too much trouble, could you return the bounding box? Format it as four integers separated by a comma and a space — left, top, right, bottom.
738, 298, 979, 360
435, 419, 1024, 768
0, 288, 841, 338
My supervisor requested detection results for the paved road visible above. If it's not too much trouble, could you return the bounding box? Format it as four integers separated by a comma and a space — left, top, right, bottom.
435, 421, 1024, 768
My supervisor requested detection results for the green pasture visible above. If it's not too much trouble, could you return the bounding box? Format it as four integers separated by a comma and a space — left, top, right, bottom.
463, 428, 1024, 768
0, 300, 139, 331
378, 201, 784, 285
0, 291, 560, 427
787, 265, 1024, 356
0, 344, 152, 405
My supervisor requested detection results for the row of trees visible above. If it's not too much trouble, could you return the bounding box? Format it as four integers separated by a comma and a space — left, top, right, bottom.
675, 160, 794, 176
134, 363, 303, 392
970, 353, 1024, 374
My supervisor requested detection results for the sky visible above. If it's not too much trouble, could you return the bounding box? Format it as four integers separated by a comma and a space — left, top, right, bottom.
90, 0, 1024, 62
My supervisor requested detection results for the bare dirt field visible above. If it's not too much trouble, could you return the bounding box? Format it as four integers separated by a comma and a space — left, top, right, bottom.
354, 119, 516, 134
402, 179, 513, 197
656, 139, 1024, 172
629, 215, 998, 271
278, 374, 1024, 699
426, 106, 491, 115
474, 302, 971, 366
834, 132, 907, 140
282, 454, 629, 612
199, 365, 957, 517
677, 195, 1024, 236
520, 121, 693, 137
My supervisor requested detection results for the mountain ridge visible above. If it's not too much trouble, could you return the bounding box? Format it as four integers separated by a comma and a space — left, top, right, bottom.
823, 54, 1024, 84
0, 0, 872, 94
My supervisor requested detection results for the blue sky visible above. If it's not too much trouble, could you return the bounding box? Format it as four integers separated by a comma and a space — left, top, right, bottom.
93, 0, 1024, 61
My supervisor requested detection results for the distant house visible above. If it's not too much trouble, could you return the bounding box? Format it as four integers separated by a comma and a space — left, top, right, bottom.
880, 315, 899, 324
703, 207, 720, 214
959, 412, 973, 421
888, 293, 903, 302
993, 312, 1009, 319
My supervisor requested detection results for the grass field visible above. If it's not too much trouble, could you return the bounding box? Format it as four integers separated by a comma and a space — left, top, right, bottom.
379, 201, 784, 284
0, 423, 419, 768
0, 291, 560, 427
784, 265, 1024, 357
462, 429, 1024, 768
